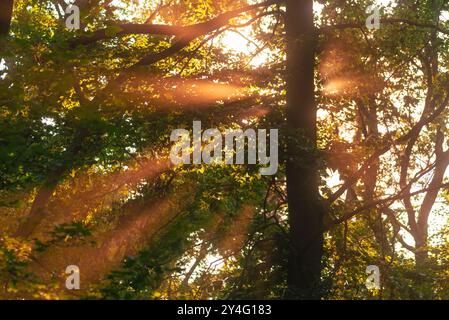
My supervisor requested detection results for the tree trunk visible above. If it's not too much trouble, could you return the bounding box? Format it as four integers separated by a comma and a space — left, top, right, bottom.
285, 0, 323, 299
14, 170, 63, 238
0, 0, 14, 36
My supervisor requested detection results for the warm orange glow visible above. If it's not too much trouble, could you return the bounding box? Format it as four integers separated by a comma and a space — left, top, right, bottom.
127, 76, 246, 109
32, 195, 180, 287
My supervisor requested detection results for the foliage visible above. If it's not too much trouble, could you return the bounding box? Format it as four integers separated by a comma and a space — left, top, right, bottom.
1, 0, 449, 300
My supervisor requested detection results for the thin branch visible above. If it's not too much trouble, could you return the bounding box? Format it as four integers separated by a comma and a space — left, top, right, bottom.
326, 182, 449, 232
328, 90, 449, 203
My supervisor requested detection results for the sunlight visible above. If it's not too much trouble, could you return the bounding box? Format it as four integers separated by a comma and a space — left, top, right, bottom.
220, 31, 250, 53
5, 0, 449, 301
127, 76, 246, 108
34, 195, 179, 287
218, 28, 271, 67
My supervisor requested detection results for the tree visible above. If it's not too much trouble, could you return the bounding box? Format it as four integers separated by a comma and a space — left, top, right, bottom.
285, 0, 323, 298
2, 0, 449, 300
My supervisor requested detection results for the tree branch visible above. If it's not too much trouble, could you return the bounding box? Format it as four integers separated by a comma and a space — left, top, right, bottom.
326, 182, 449, 232
328, 90, 449, 203
70, 0, 281, 48
70, 24, 186, 47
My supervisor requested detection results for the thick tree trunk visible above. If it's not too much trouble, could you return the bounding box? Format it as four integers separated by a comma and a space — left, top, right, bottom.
285, 0, 323, 298
0, 0, 14, 36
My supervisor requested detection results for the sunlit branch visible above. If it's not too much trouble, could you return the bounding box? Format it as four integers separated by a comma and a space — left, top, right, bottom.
70, 0, 282, 48
70, 24, 186, 48
90, 0, 282, 103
